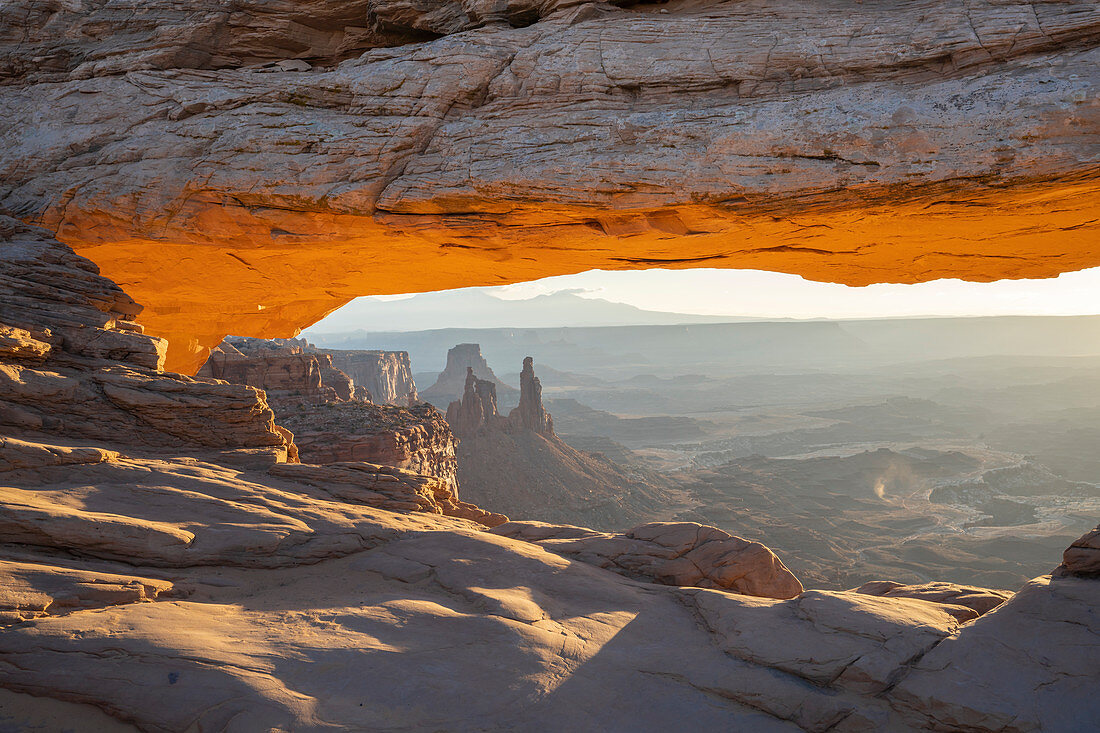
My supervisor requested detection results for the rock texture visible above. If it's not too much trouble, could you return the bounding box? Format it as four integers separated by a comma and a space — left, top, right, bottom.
0, 217, 291, 458
423, 343, 516, 407
512, 356, 553, 434
494, 520, 804, 600
853, 580, 1013, 623
447, 357, 676, 529
325, 349, 418, 406
197, 335, 497, 523
279, 400, 463, 494
1058, 523, 1100, 576
1, 0, 1098, 370
2, 216, 1100, 732
199, 337, 366, 404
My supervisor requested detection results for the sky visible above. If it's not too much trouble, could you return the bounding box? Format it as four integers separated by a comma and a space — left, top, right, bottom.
310, 266, 1100, 332
487, 267, 1100, 319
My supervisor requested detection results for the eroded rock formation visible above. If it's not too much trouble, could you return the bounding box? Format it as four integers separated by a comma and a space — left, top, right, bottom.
198, 336, 487, 521
325, 349, 418, 406
447, 357, 677, 529
424, 343, 516, 407
1, 0, 1098, 370
1059, 523, 1100, 576
853, 580, 1013, 623
199, 337, 365, 404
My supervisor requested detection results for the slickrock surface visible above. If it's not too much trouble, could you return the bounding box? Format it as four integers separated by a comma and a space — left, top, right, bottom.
853, 580, 1014, 623
0, 0, 1097, 370
493, 520, 804, 599
448, 358, 676, 529
1, 218, 1099, 732
423, 343, 516, 407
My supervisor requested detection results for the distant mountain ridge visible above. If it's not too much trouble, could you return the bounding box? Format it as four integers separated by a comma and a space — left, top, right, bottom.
305, 289, 751, 334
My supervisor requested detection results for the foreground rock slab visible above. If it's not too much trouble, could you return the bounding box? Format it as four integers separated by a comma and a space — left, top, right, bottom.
495, 520, 805, 599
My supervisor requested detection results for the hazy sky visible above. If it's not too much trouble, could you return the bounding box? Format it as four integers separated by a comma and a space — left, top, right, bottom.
348, 266, 1100, 322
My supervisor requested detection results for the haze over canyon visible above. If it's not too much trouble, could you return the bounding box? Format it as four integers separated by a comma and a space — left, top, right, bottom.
1, 0, 1099, 732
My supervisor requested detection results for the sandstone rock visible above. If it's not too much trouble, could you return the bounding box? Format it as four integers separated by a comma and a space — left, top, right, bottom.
0, 217, 291, 458
198, 338, 359, 404
853, 580, 1013, 621
0, 326, 49, 362
325, 349, 418, 406
448, 356, 675, 529
0, 560, 174, 626
888, 574, 1100, 731
1058, 523, 1100, 576
509, 356, 553, 435
1, 2, 1098, 370
280, 400, 458, 482
423, 343, 516, 406
1, 227, 1098, 731
494, 520, 803, 599
446, 366, 504, 437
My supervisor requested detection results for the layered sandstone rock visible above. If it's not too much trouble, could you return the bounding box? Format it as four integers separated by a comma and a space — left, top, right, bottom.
1, 1, 1098, 370
511, 356, 553, 434
325, 349, 418, 406
445, 367, 504, 436
0, 217, 290, 457
494, 520, 804, 600
424, 343, 516, 407
199, 339, 361, 404
278, 401, 462, 493
199, 336, 470, 511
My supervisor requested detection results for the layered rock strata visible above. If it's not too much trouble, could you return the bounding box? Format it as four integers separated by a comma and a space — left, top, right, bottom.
853, 580, 1013, 623
199, 338, 364, 404
277, 401, 464, 497
1059, 523, 1100, 576
325, 349, 418, 406
199, 336, 467, 508
1, 1, 1098, 370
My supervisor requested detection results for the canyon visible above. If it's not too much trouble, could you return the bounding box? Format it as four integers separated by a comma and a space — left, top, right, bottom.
2, 0, 1100, 730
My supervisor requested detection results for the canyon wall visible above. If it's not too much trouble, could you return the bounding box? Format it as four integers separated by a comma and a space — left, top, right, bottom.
3, 0, 1096, 370
325, 349, 418, 406
198, 337, 464, 502
199, 338, 363, 404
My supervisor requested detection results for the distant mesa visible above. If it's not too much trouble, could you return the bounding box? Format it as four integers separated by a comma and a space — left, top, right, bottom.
421, 343, 517, 407
444, 354, 673, 530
